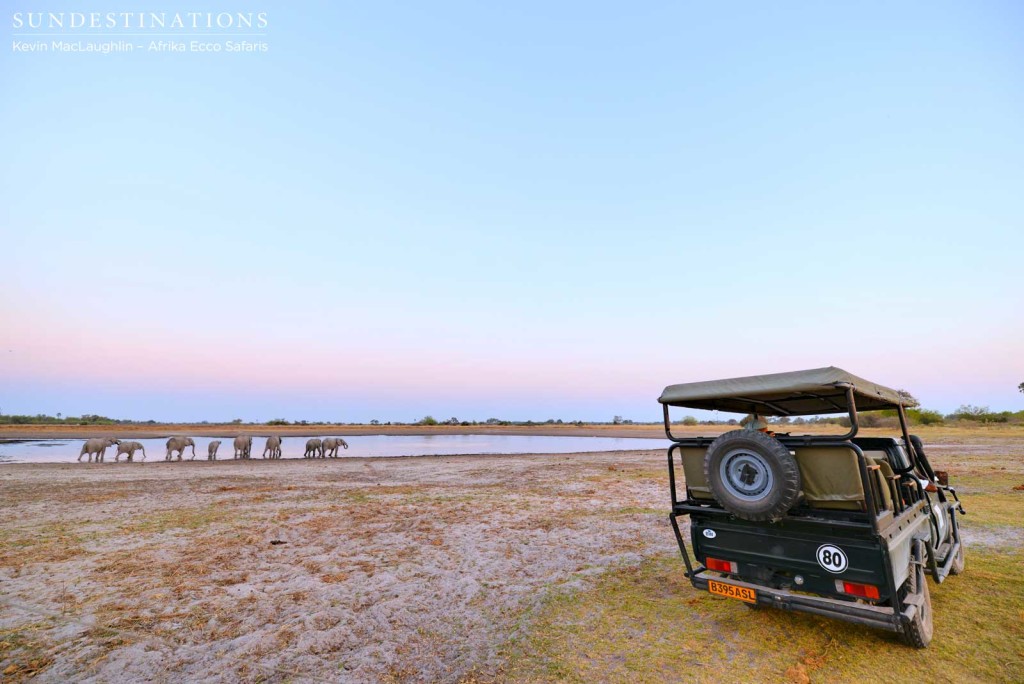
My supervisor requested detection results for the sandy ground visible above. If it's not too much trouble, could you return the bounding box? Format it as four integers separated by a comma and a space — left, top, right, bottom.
0, 451, 672, 682
2, 437, 1021, 683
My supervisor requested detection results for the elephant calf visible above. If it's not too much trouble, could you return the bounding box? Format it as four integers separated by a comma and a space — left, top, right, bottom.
304, 438, 323, 459
115, 441, 146, 462
207, 440, 222, 460
322, 437, 348, 458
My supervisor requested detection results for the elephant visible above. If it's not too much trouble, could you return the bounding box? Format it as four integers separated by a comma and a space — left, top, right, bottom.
322, 437, 348, 458
263, 435, 282, 459
233, 435, 252, 460
79, 437, 120, 463
165, 436, 196, 461
115, 441, 146, 462
207, 440, 222, 461
304, 438, 323, 459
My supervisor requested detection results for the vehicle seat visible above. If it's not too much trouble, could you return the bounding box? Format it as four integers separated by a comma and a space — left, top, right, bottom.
793, 447, 865, 511
681, 444, 892, 514
679, 447, 714, 501
868, 456, 895, 511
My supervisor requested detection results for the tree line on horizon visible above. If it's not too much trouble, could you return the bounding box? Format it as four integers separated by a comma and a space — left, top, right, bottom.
2, 404, 1024, 428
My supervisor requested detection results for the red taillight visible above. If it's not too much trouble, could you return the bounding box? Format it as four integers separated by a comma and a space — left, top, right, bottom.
705, 557, 738, 573
838, 580, 880, 599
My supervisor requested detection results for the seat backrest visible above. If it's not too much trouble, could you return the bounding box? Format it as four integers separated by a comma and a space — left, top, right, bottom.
861, 450, 889, 463
679, 444, 875, 512
869, 456, 895, 512
678, 447, 714, 500
793, 446, 865, 511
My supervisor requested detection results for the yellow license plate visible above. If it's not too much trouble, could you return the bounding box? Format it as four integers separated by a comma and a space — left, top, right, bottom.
708, 579, 757, 604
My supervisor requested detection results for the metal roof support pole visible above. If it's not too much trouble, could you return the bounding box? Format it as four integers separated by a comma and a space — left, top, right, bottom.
897, 403, 913, 454
662, 403, 678, 441
838, 385, 859, 440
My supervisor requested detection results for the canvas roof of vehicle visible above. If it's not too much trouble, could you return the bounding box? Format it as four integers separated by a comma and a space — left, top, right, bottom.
658, 366, 912, 416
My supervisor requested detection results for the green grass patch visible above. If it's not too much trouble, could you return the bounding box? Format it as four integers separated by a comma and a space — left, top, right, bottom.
948, 474, 1024, 530
506, 550, 1024, 683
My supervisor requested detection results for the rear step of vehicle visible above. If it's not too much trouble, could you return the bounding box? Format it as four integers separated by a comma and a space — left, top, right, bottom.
689, 571, 913, 632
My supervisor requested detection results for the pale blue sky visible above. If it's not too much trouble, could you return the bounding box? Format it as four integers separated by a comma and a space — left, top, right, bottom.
1, 2, 1022, 422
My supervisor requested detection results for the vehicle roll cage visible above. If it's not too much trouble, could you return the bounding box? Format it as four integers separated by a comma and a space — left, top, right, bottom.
661, 384, 923, 474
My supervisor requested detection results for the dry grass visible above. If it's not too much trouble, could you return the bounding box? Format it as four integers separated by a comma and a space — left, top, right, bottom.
0, 525, 87, 570
0, 428, 1021, 682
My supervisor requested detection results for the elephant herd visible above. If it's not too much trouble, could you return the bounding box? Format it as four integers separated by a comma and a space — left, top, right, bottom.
77, 435, 349, 463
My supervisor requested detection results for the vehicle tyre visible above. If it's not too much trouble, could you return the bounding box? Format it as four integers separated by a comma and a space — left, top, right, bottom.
901, 543, 934, 648
703, 430, 801, 522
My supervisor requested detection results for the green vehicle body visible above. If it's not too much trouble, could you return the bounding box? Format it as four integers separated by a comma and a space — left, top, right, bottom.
658, 368, 965, 646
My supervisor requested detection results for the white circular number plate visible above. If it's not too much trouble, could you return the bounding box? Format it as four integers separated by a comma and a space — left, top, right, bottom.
703, 529, 717, 539
815, 544, 848, 573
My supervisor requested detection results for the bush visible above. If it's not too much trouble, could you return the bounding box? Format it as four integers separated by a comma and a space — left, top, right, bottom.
907, 409, 943, 425
681, 416, 698, 426
267, 418, 289, 426
419, 416, 438, 426
858, 413, 898, 428
950, 405, 1009, 423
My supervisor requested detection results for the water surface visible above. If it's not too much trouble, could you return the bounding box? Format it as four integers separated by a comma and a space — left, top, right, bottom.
0, 434, 668, 463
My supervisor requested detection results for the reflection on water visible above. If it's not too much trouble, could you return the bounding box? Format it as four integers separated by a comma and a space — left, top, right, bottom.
0, 435, 667, 464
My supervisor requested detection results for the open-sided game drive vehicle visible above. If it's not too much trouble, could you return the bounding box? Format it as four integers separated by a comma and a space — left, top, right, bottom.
658, 367, 966, 647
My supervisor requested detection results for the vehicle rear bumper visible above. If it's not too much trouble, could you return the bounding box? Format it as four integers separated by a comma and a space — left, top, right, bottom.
690, 570, 912, 632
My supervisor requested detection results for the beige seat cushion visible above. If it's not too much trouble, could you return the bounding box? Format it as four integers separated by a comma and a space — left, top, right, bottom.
794, 447, 865, 511
679, 447, 714, 500
869, 457, 895, 511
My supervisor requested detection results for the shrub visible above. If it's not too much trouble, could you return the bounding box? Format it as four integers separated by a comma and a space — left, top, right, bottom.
419, 416, 438, 426
907, 409, 943, 425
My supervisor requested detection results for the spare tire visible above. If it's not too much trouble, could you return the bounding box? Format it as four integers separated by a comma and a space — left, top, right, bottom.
703, 430, 801, 522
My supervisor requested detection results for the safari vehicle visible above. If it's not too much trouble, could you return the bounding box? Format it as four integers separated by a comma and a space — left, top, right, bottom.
658, 367, 965, 647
